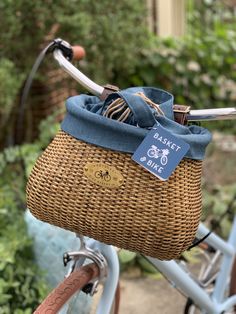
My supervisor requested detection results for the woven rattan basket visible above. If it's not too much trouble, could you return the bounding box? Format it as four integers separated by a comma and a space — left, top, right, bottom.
26, 87, 211, 260
27, 130, 203, 260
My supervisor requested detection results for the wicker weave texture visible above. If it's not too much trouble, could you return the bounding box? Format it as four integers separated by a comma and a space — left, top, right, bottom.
27, 130, 202, 260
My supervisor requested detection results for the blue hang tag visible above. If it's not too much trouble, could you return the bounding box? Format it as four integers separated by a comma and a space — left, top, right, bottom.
132, 123, 190, 180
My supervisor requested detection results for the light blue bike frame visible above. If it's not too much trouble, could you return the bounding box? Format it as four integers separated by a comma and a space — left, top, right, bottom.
93, 217, 236, 314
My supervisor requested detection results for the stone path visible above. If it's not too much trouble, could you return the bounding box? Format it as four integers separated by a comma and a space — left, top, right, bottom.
118, 276, 186, 314
91, 274, 188, 314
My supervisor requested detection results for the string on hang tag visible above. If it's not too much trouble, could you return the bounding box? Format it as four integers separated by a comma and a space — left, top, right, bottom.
103, 92, 165, 123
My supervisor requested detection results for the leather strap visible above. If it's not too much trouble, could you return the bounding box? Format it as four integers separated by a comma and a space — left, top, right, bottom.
173, 104, 191, 125
100, 84, 190, 126
100, 84, 120, 101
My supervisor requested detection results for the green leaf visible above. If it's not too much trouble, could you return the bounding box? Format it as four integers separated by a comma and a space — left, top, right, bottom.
118, 249, 137, 264
137, 256, 159, 274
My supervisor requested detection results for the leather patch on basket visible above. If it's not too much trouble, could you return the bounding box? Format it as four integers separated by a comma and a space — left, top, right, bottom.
83, 162, 124, 188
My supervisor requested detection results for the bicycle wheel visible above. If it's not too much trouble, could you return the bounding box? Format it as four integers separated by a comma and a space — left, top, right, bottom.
160, 155, 168, 166
95, 171, 102, 179
147, 148, 156, 158
104, 174, 111, 181
34, 263, 120, 314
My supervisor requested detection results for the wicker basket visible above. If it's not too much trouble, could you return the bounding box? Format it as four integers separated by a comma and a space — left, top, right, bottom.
27, 130, 203, 260
26, 87, 211, 260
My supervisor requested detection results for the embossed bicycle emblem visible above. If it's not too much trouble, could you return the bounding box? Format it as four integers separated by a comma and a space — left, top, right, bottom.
95, 170, 111, 181
147, 145, 170, 166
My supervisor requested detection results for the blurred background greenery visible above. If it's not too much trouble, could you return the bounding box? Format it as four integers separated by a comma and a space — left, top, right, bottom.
0, 0, 235, 312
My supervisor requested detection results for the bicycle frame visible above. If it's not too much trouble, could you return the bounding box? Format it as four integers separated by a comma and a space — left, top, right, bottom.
87, 218, 236, 314
51, 43, 236, 314
148, 218, 236, 314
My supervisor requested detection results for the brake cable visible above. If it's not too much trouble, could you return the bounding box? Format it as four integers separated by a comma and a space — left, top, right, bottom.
16, 39, 73, 143
188, 193, 236, 250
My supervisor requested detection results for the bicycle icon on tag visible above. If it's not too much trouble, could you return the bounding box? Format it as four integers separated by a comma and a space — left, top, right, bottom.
147, 145, 170, 166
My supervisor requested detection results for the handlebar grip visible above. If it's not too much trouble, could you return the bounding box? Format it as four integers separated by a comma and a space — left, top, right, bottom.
72, 46, 86, 61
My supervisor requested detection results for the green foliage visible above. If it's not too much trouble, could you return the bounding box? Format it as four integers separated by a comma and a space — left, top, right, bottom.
0, 59, 24, 146
0, 0, 148, 74
0, 59, 23, 114
118, 249, 159, 275
56, 0, 149, 85
119, 249, 137, 264
129, 29, 236, 132
0, 171, 48, 312
0, 0, 149, 146
1, 0, 235, 146
0, 1, 60, 69
187, 0, 236, 37
0, 116, 59, 312
0, 112, 60, 176
121, 1, 236, 132
202, 183, 236, 238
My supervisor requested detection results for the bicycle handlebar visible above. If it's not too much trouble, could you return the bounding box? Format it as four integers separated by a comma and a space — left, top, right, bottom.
53, 47, 236, 122
54, 49, 104, 96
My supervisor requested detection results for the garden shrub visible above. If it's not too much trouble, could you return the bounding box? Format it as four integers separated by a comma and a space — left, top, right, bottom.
1, 0, 235, 143
129, 30, 236, 132
0, 0, 149, 146
0, 59, 24, 147
0, 115, 59, 312
0, 169, 48, 313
